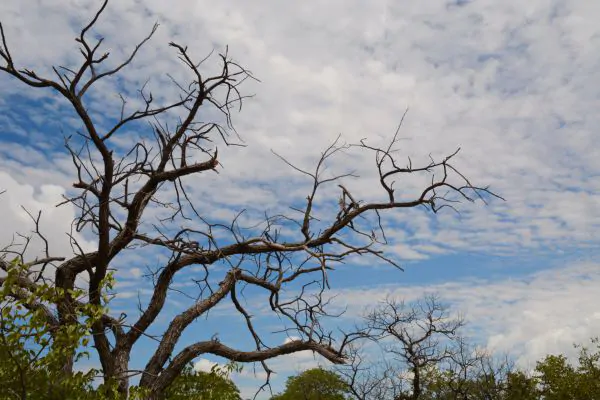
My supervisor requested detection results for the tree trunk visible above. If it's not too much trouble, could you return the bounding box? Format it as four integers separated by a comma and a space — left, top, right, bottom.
102, 348, 131, 398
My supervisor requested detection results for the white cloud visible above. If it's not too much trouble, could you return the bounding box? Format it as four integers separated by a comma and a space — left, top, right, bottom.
193, 358, 219, 373
0, 0, 598, 261
282, 336, 301, 345
0, 171, 94, 261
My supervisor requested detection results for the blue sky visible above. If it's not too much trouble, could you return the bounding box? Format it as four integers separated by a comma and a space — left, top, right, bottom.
1, 0, 600, 397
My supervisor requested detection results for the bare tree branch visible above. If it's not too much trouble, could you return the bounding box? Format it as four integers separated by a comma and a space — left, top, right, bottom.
359, 295, 466, 400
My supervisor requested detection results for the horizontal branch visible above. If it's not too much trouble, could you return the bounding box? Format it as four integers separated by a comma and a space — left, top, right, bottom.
149, 338, 345, 393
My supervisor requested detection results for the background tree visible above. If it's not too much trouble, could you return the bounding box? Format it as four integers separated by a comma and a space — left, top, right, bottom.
163, 362, 242, 400
336, 344, 403, 400
573, 338, 600, 398
502, 371, 539, 400
0, 1, 499, 398
337, 296, 539, 400
422, 346, 517, 400
535, 338, 600, 400
270, 368, 350, 400
362, 295, 466, 400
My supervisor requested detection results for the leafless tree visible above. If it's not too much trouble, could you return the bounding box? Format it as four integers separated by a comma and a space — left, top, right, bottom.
336, 344, 403, 400
0, 1, 501, 398
339, 296, 516, 400
357, 295, 467, 400
438, 340, 515, 400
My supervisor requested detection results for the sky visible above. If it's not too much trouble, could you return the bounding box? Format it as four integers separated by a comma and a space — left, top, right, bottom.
0, 0, 599, 398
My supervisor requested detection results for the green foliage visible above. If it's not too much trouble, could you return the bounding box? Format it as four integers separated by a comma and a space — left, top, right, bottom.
0, 259, 246, 400
502, 371, 539, 400
535, 338, 600, 400
574, 338, 600, 398
399, 339, 600, 400
535, 354, 579, 399
270, 368, 350, 400
163, 362, 242, 400
0, 258, 104, 399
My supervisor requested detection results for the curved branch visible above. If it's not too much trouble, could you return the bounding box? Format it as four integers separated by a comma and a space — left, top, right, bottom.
149, 338, 345, 393
138, 268, 240, 386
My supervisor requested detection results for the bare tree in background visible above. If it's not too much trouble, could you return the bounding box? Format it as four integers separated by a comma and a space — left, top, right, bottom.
338, 296, 466, 400
337, 344, 401, 400
436, 339, 515, 400
0, 1, 501, 398
337, 296, 517, 400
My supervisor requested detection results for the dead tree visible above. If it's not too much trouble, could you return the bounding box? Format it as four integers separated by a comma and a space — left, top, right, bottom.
337, 298, 514, 400
0, 1, 501, 398
360, 295, 467, 400
438, 340, 515, 400
336, 344, 410, 400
